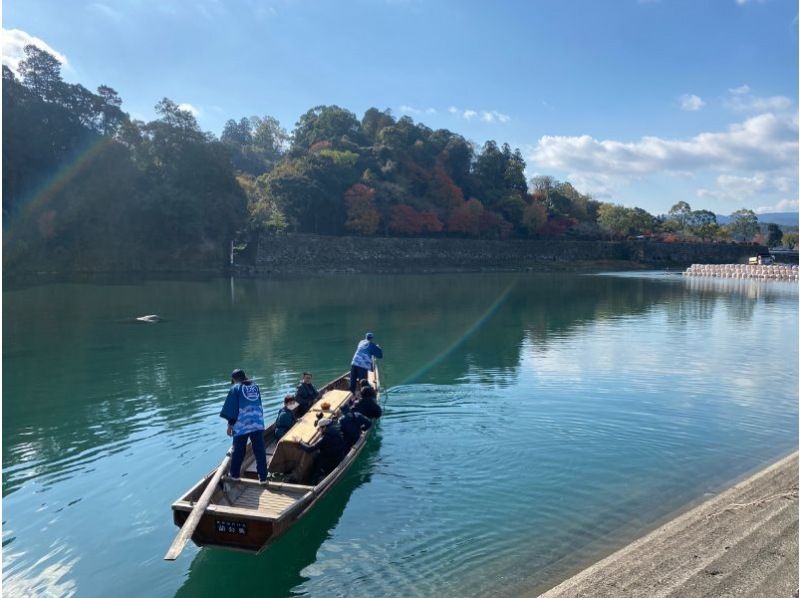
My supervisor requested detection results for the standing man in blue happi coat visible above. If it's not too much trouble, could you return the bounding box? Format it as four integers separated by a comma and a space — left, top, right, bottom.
350, 332, 383, 394
220, 369, 268, 483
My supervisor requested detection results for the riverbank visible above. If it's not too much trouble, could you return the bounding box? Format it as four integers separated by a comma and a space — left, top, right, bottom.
535, 452, 799, 597
243, 234, 765, 274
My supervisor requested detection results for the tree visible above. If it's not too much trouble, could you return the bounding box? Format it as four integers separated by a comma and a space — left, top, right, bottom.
687, 209, 718, 241
668, 201, 692, 230
522, 201, 547, 236
766, 223, 783, 247
426, 162, 464, 211
728, 209, 759, 241
388, 204, 442, 235
597, 203, 656, 237
18, 44, 64, 101
446, 198, 485, 236
597, 203, 631, 237
782, 232, 798, 250
344, 184, 380, 235
472, 141, 527, 209
292, 105, 363, 153
361, 108, 395, 143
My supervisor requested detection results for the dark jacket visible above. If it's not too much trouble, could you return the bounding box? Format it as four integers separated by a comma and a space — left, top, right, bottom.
295, 382, 319, 415
340, 410, 372, 450
354, 392, 382, 419
274, 406, 296, 439
301, 426, 346, 474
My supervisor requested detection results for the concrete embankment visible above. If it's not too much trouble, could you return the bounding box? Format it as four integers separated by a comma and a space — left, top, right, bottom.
537, 452, 799, 598
684, 263, 799, 281
240, 235, 765, 274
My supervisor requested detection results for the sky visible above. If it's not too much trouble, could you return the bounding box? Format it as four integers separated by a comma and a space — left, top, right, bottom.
2, 0, 798, 215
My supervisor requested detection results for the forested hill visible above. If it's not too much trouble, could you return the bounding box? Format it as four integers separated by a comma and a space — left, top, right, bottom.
3, 46, 782, 274
3, 46, 245, 272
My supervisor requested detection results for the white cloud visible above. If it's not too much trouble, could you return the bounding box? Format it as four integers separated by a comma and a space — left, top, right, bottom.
723, 85, 792, 114
399, 105, 436, 116
679, 93, 705, 111
735, 0, 766, 5
530, 112, 798, 178
449, 106, 510, 123
754, 199, 799, 214
696, 172, 791, 200
1, 28, 67, 74
87, 3, 123, 21
178, 103, 200, 117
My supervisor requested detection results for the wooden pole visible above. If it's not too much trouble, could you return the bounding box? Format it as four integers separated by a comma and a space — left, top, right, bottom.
164, 449, 232, 561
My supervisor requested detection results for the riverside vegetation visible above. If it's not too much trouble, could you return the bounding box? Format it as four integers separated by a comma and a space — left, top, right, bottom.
3, 46, 786, 273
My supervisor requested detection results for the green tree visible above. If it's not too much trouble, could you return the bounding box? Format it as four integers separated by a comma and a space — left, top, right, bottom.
782, 231, 798, 249
668, 201, 692, 230
292, 105, 363, 154
728, 209, 759, 241
766, 223, 783, 247
18, 44, 64, 101
687, 209, 718, 241
522, 201, 547, 236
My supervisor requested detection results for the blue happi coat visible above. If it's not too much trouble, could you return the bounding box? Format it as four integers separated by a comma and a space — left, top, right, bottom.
220, 381, 265, 437
351, 340, 383, 369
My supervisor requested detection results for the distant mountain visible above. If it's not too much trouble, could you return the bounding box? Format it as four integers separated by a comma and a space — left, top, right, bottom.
716, 212, 799, 226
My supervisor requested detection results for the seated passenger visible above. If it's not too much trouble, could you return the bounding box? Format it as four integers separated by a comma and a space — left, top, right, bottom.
354, 383, 382, 419
299, 418, 347, 483
340, 406, 372, 451
295, 372, 319, 417
274, 395, 297, 439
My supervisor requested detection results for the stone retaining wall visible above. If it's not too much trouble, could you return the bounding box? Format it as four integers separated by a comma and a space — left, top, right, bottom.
241, 235, 765, 274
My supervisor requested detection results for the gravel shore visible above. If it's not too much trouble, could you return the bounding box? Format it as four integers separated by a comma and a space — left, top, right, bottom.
538, 452, 799, 597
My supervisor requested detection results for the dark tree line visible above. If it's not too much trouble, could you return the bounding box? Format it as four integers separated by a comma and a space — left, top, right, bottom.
4, 46, 769, 273
4, 46, 245, 271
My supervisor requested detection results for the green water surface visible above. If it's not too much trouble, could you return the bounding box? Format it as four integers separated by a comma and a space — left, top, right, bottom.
2, 272, 798, 597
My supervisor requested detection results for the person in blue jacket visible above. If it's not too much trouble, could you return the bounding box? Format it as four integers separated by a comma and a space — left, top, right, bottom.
220, 369, 267, 483
350, 332, 383, 393
274, 395, 296, 439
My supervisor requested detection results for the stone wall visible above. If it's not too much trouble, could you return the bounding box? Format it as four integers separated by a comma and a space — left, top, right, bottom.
240, 234, 766, 274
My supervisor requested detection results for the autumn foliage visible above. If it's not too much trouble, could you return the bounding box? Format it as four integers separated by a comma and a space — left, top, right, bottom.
388, 204, 443, 235
344, 184, 380, 235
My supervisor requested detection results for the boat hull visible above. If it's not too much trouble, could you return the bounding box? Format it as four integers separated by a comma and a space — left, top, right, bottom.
170, 366, 379, 554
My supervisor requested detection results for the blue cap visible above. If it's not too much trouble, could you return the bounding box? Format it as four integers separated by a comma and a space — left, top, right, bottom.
365, 332, 374, 340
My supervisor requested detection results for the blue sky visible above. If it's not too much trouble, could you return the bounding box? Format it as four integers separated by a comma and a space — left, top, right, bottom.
3, 0, 798, 215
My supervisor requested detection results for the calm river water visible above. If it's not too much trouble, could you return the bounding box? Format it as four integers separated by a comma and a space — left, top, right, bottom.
3, 272, 798, 597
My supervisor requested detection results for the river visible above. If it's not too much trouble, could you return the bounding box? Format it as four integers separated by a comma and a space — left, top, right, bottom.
2, 272, 797, 596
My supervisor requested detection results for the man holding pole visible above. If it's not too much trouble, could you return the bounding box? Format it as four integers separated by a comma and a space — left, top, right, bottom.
350, 332, 383, 394
219, 369, 268, 483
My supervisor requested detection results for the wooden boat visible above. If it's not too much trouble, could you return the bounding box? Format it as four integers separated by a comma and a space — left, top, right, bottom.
169, 364, 380, 555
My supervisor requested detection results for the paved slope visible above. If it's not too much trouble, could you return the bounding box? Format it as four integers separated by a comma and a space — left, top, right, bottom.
539, 452, 798, 598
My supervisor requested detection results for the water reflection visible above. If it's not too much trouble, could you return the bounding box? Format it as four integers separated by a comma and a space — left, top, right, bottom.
4, 273, 796, 496
2, 272, 797, 598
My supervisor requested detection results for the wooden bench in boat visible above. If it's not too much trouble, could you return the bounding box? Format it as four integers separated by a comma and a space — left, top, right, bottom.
169, 365, 380, 555
267, 389, 354, 481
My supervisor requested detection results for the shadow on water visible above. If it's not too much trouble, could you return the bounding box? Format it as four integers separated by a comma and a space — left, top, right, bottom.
175, 432, 383, 598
